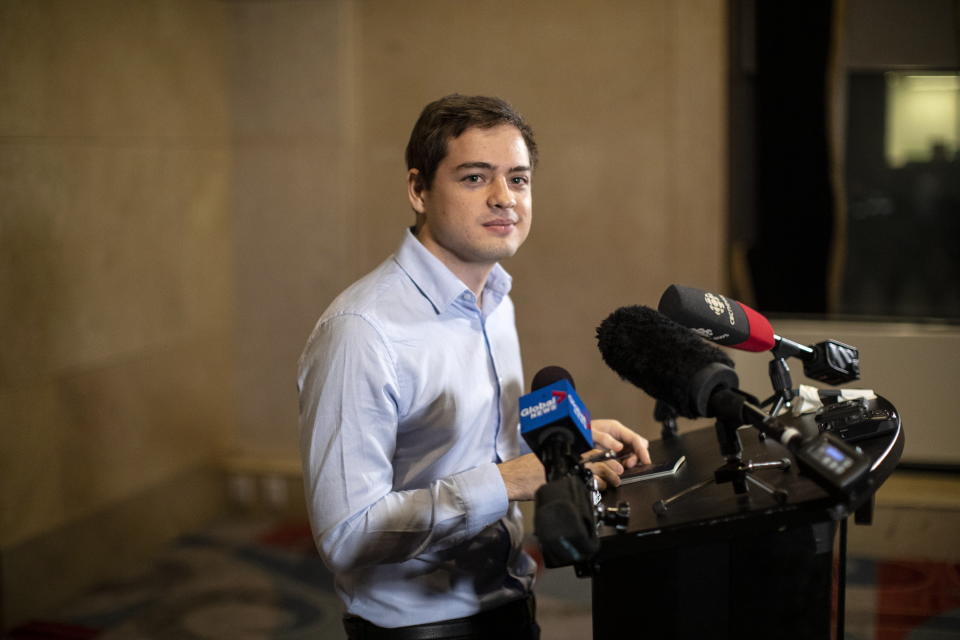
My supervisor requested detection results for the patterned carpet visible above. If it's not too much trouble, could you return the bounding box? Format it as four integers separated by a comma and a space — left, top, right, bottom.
6, 518, 344, 640
845, 556, 960, 639
5, 516, 959, 639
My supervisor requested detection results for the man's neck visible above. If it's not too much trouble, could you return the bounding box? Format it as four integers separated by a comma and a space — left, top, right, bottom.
444, 261, 492, 306
412, 228, 494, 303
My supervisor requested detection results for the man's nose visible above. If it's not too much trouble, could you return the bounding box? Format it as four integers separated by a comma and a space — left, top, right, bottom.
488, 177, 517, 209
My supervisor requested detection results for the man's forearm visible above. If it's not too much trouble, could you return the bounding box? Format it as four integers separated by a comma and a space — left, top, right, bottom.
496, 453, 545, 501
307, 462, 510, 573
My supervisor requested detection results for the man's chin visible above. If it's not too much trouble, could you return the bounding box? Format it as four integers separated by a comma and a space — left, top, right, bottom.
479, 243, 522, 262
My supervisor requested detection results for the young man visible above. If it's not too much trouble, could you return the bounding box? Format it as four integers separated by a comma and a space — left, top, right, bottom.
298, 94, 649, 639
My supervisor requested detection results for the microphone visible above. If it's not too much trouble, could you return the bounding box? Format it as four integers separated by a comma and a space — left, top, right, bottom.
658, 284, 775, 352
658, 284, 860, 385
595, 305, 736, 420
520, 366, 593, 481
519, 366, 600, 567
531, 364, 575, 391
596, 306, 872, 503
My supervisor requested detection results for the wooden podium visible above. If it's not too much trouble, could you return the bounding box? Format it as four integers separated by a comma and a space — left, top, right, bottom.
588, 396, 903, 640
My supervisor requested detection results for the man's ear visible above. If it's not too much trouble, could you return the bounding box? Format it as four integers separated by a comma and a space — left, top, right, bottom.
407, 169, 427, 214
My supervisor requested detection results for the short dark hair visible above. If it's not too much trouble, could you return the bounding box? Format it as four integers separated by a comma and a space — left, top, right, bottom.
405, 94, 538, 190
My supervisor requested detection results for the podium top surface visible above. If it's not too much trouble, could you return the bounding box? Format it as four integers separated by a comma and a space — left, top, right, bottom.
597, 395, 903, 555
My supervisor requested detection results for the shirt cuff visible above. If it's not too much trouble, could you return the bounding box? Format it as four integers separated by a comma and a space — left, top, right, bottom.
453, 462, 510, 537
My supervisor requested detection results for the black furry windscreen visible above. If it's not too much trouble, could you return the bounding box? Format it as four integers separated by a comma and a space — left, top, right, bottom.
596, 305, 734, 412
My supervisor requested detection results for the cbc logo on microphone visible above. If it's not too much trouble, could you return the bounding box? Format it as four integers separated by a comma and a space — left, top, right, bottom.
704, 292, 725, 316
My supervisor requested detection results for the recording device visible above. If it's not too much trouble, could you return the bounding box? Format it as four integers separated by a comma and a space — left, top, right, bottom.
793, 435, 873, 501
596, 306, 872, 504
815, 398, 898, 443
519, 367, 629, 568
658, 284, 861, 385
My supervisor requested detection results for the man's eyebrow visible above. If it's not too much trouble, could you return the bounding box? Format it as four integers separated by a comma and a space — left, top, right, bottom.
454, 162, 494, 171
454, 161, 531, 172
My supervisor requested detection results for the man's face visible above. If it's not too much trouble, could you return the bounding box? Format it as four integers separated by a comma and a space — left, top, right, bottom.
409, 124, 532, 283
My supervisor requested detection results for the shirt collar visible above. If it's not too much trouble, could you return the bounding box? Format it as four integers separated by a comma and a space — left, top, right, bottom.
393, 228, 513, 315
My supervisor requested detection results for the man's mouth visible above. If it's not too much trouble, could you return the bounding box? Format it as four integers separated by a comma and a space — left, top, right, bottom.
483, 219, 516, 229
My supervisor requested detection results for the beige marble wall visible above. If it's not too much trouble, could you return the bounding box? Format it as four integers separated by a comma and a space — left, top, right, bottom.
0, 0, 234, 625
228, 0, 357, 460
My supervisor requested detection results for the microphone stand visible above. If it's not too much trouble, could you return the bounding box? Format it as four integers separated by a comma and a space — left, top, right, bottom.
762, 357, 794, 417
535, 436, 631, 569
759, 337, 861, 417
760, 336, 813, 417
654, 399, 679, 440
654, 390, 791, 515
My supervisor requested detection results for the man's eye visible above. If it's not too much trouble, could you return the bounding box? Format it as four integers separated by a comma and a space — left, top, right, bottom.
511, 176, 530, 185
462, 174, 483, 183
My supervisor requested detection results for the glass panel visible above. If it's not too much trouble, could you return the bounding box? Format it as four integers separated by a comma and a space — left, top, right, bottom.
886, 72, 960, 168
842, 71, 960, 319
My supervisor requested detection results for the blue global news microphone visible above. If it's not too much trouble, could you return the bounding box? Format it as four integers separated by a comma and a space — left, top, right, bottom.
519, 366, 600, 567
519, 366, 593, 481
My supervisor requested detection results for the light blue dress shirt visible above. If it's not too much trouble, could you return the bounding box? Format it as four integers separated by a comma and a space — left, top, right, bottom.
297, 229, 536, 627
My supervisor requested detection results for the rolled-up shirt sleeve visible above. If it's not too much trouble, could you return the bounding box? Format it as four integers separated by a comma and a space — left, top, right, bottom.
298, 313, 510, 574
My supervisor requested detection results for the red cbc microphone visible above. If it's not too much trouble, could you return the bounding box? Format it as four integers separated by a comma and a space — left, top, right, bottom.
657, 284, 776, 352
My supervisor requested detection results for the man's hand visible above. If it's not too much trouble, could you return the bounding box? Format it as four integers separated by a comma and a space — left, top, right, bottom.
585, 419, 651, 490
499, 421, 650, 498
497, 453, 546, 501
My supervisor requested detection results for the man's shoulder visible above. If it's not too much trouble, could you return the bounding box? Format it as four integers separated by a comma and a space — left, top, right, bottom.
321, 257, 408, 322
299, 258, 407, 367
